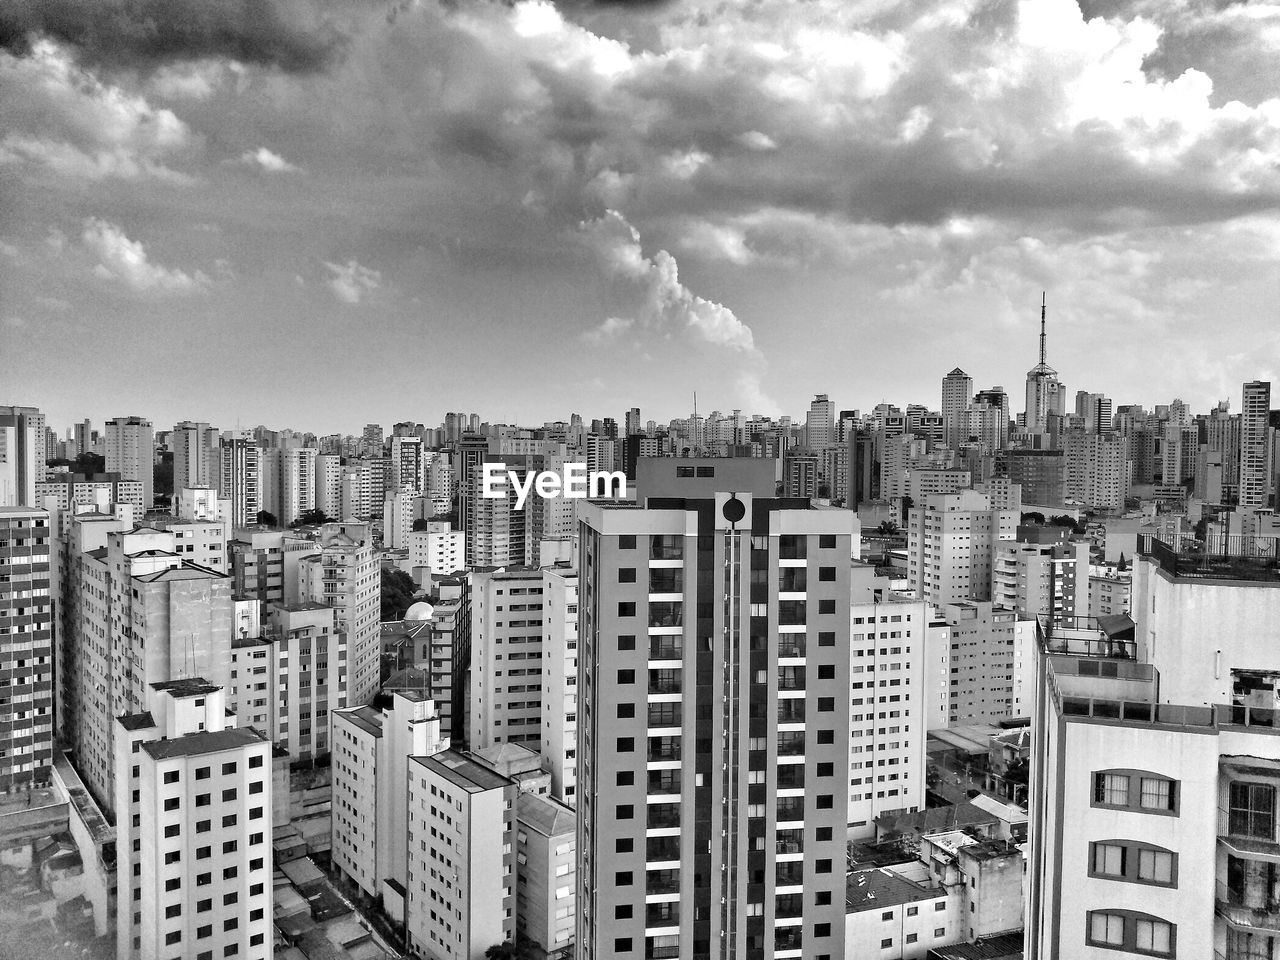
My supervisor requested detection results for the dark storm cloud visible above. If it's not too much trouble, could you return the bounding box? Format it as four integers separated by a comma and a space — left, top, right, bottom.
0, 0, 345, 72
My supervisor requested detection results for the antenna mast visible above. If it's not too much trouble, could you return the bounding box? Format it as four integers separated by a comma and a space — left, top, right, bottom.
1039, 291, 1047, 366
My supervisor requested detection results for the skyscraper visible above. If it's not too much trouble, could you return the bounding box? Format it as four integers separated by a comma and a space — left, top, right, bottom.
0, 404, 44, 506
806, 393, 835, 449
218, 437, 262, 528
1240, 380, 1271, 508
942, 368, 974, 449
171, 420, 220, 491
0, 506, 54, 791
1024, 294, 1066, 436
105, 415, 155, 510
577, 458, 856, 960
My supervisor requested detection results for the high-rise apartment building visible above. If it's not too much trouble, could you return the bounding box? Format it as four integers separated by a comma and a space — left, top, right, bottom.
409, 521, 466, 578
942, 368, 974, 450
847, 565, 929, 839
991, 538, 1089, 621
0, 506, 54, 790
298, 527, 379, 706
1006, 448, 1066, 508
470, 566, 548, 751
1064, 432, 1130, 511
218, 437, 262, 529
331, 691, 448, 916
907, 489, 1019, 607
405, 750, 518, 959
105, 416, 155, 510
172, 421, 221, 491
1240, 380, 1271, 508
1026, 536, 1280, 960
806, 394, 835, 449
542, 564, 579, 803
315, 453, 343, 518
577, 458, 856, 960
68, 525, 234, 813
0, 404, 44, 506
113, 680, 273, 960
941, 601, 1035, 725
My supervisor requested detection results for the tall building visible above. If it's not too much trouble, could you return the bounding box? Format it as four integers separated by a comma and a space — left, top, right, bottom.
807, 394, 835, 449
68, 525, 234, 812
470, 566, 548, 751
1240, 380, 1271, 508
906, 489, 1019, 607
1026, 536, 1280, 960
218, 437, 262, 529
991, 537, 1089, 621
272, 446, 317, 526
0, 404, 44, 506
542, 564, 580, 803
1006, 448, 1066, 508
941, 601, 1035, 725
113, 679, 273, 960
331, 691, 448, 916
1024, 295, 1066, 436
0, 506, 54, 791
942, 368, 974, 450
171, 421, 220, 491
297, 526, 379, 706
315, 453, 343, 518
405, 750, 518, 959
1064, 432, 1130, 511
847, 565, 930, 839
577, 458, 856, 960
105, 416, 155, 511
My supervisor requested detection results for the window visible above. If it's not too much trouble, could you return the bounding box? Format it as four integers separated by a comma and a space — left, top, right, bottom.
616, 871, 633, 885
165, 932, 182, 946
616, 905, 633, 919
1140, 777, 1174, 812
618, 669, 635, 685
1137, 849, 1173, 884
163, 797, 180, 811
1089, 912, 1124, 947
619, 535, 636, 549
1086, 910, 1175, 957
195, 766, 210, 780
615, 938, 633, 952
221, 762, 237, 775
1092, 843, 1125, 877
1093, 770, 1178, 815
249, 754, 263, 769
165, 904, 181, 918
618, 568, 636, 583
618, 602, 636, 617
163, 771, 179, 784
1095, 773, 1129, 806
1228, 781, 1275, 839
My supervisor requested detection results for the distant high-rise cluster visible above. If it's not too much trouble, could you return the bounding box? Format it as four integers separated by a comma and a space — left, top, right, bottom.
3, 297, 1280, 960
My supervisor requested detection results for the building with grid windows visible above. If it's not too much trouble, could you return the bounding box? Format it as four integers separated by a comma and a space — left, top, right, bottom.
113, 679, 273, 960
577, 457, 856, 960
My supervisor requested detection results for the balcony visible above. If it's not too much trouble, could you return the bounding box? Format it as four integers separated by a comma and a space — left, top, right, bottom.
1139, 534, 1280, 583
1217, 881, 1280, 931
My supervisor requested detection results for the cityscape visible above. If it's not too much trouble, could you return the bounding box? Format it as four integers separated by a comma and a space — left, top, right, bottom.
6, 1, 1280, 960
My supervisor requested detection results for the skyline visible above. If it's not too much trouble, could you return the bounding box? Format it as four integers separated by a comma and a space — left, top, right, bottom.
5, 0, 1280, 431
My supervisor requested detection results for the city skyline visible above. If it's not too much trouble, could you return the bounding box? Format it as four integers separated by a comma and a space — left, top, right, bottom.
5, 0, 1280, 431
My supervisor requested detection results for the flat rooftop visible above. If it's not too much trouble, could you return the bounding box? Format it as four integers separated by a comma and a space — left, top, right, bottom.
846, 866, 942, 913
142, 727, 266, 761
412, 749, 512, 793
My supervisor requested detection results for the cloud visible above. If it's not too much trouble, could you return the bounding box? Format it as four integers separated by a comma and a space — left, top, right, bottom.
0, 0, 344, 73
579, 209, 776, 410
0, 39, 194, 182
239, 146, 300, 173
324, 258, 380, 304
82, 217, 209, 293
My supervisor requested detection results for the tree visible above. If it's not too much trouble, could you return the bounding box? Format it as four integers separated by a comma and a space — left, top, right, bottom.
290, 508, 333, 528
899, 495, 914, 524
1021, 511, 1046, 525
875, 520, 899, 536
256, 510, 278, 527
73, 451, 105, 476
1048, 514, 1077, 528
381, 567, 419, 622
411, 517, 431, 532
154, 451, 174, 497
1116, 553, 1128, 572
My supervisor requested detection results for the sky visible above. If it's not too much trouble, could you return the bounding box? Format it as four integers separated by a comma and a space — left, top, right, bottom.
3, 0, 1280, 436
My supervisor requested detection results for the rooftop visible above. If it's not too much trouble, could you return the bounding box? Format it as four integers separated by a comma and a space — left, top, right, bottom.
412, 749, 513, 793
1139, 533, 1280, 584
517, 792, 576, 838
927, 932, 1025, 960
141, 727, 267, 761
117, 712, 156, 731
845, 866, 943, 913
151, 677, 220, 698
335, 705, 384, 738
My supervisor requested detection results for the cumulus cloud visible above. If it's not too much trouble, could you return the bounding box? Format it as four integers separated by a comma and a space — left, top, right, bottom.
239, 146, 300, 173
324, 258, 381, 304
580, 209, 776, 409
0, 39, 193, 182
82, 217, 210, 294
0, 0, 344, 72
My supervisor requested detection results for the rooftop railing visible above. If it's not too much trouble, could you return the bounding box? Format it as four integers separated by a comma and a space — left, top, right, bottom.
1140, 534, 1280, 583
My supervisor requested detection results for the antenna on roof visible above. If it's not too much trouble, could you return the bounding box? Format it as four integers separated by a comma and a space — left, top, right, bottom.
1039, 292, 1047, 367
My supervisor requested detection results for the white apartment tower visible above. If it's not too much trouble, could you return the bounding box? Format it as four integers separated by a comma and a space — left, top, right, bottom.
807, 394, 836, 449
942, 368, 974, 450
105, 416, 155, 510
218, 437, 262, 529
172, 421, 220, 490
1026, 536, 1280, 960
297, 527, 380, 706
1240, 380, 1271, 508
542, 564, 579, 803
114, 680, 273, 960
907, 489, 1019, 607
